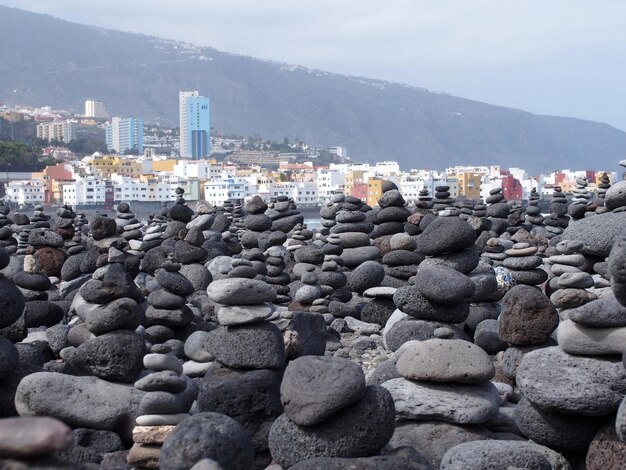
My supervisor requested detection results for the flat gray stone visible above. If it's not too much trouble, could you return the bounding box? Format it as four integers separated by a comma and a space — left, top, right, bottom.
440, 440, 572, 470
381, 378, 499, 424
207, 278, 276, 305
396, 339, 494, 384
517, 346, 626, 416
557, 319, 626, 356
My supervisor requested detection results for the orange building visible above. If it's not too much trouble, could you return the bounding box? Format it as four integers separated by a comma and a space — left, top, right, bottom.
367, 177, 383, 207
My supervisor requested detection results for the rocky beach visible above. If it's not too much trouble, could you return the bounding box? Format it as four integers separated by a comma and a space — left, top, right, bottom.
0, 170, 625, 469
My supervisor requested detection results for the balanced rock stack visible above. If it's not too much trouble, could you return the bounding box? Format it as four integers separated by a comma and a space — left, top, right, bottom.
200, 268, 284, 467
53, 204, 76, 245
472, 201, 488, 218
269, 355, 396, 467
268, 195, 304, 233
380, 232, 423, 288
18, 231, 65, 329
331, 207, 378, 269
432, 184, 455, 212
383, 336, 500, 468
544, 185, 569, 238
415, 187, 434, 211
264, 241, 292, 305
30, 204, 51, 228
595, 172, 611, 211
371, 185, 410, 239
502, 242, 547, 286
497, 284, 559, 384
568, 177, 592, 220
240, 195, 271, 251
128, 344, 194, 469
144, 254, 195, 350
166, 188, 194, 238
513, 287, 626, 465
546, 240, 597, 314
318, 193, 343, 235
64, 246, 145, 384
116, 202, 144, 253
13, 212, 31, 255
387, 217, 477, 351
524, 188, 544, 231
485, 187, 511, 234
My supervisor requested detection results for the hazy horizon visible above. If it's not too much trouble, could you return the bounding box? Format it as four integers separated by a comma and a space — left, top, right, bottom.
1, 1, 625, 131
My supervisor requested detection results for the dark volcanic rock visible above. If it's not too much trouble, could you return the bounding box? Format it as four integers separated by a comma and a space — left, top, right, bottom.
269, 385, 395, 468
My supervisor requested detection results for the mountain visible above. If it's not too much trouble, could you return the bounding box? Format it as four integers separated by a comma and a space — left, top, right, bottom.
1, 5, 625, 174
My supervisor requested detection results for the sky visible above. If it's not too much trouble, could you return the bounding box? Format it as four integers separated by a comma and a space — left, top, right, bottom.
3, 0, 626, 130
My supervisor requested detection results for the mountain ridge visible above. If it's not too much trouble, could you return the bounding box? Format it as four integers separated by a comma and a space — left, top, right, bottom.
1, 4, 625, 174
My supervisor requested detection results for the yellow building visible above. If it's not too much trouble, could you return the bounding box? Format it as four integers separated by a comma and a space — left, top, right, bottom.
89, 155, 120, 179
457, 172, 482, 200
151, 159, 178, 172
367, 177, 383, 207
119, 159, 144, 177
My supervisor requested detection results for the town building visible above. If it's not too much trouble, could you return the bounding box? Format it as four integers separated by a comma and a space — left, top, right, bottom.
84, 100, 108, 118
179, 91, 211, 159
36, 120, 77, 143
5, 180, 45, 205
104, 117, 143, 154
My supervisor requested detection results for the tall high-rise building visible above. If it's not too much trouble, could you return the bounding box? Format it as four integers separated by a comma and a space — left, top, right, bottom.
84, 100, 108, 118
104, 117, 143, 154
179, 91, 211, 159
37, 120, 77, 143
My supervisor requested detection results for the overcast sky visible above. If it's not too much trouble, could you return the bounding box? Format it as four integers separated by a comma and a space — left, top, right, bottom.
3, 0, 626, 130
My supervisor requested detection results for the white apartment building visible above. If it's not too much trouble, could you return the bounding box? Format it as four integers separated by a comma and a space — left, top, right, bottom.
316, 168, 344, 204
5, 180, 44, 205
375, 161, 400, 176
204, 179, 250, 207
63, 177, 109, 206
173, 160, 224, 181
84, 100, 108, 118
36, 120, 77, 143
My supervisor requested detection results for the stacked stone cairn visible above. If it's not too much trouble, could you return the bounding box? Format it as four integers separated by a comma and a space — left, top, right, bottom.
13, 212, 31, 255
116, 202, 145, 254
546, 240, 597, 316
268, 195, 304, 234
53, 204, 76, 248
371, 183, 410, 239
17, 229, 65, 329
543, 185, 569, 239
510, 255, 626, 466
200, 267, 284, 467
595, 172, 611, 211
30, 204, 51, 228
432, 184, 455, 212
380, 232, 423, 288
268, 355, 397, 468
485, 187, 511, 234
318, 193, 344, 235
387, 217, 477, 352
383, 335, 500, 468
502, 241, 548, 287
144, 253, 195, 353
63, 246, 145, 384
568, 177, 592, 220
128, 344, 194, 469
524, 188, 544, 231
416, 187, 434, 211
331, 207, 377, 270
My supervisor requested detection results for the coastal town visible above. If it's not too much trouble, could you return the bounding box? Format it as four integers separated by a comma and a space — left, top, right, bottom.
0, 96, 619, 211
